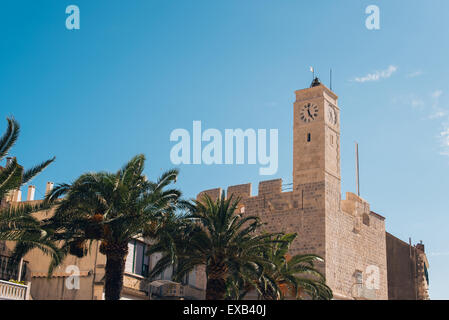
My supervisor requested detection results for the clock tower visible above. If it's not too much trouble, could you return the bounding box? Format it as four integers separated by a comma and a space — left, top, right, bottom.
292, 78, 342, 273
198, 78, 391, 299
293, 78, 340, 189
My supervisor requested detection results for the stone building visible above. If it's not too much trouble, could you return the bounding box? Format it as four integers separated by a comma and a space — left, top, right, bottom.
197, 79, 430, 300
0, 79, 429, 300
0, 188, 206, 300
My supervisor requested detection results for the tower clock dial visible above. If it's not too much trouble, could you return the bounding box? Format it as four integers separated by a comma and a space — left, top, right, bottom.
300, 103, 319, 123
327, 104, 337, 125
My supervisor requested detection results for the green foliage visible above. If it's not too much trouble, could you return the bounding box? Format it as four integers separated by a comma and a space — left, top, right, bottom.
0, 117, 56, 266
148, 192, 281, 300
0, 117, 55, 202
150, 193, 333, 300
40, 154, 182, 299
248, 233, 333, 300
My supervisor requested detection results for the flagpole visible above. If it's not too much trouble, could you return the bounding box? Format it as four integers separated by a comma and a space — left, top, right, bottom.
330, 68, 333, 91
355, 142, 360, 197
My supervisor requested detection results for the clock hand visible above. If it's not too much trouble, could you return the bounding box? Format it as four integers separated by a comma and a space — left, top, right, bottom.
307, 109, 313, 119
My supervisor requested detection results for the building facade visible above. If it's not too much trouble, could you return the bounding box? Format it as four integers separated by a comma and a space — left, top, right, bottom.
0, 80, 429, 300
0, 201, 206, 300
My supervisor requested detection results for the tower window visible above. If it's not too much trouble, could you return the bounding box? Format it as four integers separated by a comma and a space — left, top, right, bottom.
363, 213, 370, 226
307, 133, 311, 142
354, 271, 363, 285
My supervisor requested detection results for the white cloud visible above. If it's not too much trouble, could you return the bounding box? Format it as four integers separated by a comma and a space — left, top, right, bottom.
406, 71, 423, 78
392, 94, 424, 109
353, 65, 398, 83
429, 251, 449, 257
439, 127, 449, 156
411, 98, 424, 108
395, 89, 449, 156
428, 90, 446, 119
432, 90, 443, 99
440, 127, 449, 141
429, 111, 446, 119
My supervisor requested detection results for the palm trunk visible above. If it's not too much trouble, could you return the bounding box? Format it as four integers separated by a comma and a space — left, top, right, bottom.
206, 262, 227, 300
103, 243, 128, 300
259, 284, 277, 300
206, 277, 227, 300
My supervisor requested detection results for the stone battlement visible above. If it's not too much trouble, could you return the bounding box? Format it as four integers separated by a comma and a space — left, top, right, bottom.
197, 179, 286, 201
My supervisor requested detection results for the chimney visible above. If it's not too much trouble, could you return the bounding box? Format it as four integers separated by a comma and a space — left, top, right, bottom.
12, 189, 22, 202
27, 185, 36, 201
45, 182, 54, 196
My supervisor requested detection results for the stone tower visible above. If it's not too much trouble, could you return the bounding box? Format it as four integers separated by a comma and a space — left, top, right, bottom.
292, 79, 387, 299
198, 79, 389, 299
292, 78, 343, 287
293, 78, 340, 187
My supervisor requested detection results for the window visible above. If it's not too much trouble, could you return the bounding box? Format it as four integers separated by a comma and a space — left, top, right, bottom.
182, 272, 190, 285
362, 213, 370, 226
125, 240, 150, 277
354, 271, 363, 285
330, 134, 334, 145
307, 133, 311, 142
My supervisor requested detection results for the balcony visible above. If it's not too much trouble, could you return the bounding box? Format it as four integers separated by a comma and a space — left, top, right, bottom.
149, 280, 184, 300
0, 280, 31, 300
0, 255, 30, 300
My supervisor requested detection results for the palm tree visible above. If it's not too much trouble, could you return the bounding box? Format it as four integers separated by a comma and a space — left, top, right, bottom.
255, 233, 333, 300
31, 154, 182, 300
148, 192, 278, 300
0, 117, 55, 253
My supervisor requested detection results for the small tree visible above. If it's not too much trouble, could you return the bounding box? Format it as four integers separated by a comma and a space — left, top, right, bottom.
33, 154, 183, 300
256, 233, 333, 300
149, 192, 278, 300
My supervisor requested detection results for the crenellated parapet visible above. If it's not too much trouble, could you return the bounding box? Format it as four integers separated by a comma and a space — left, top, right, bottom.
227, 183, 252, 200
196, 188, 222, 201
197, 179, 287, 202
258, 179, 282, 196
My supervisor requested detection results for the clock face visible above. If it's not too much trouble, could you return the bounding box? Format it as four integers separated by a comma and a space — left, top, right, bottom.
300, 103, 319, 123
327, 104, 337, 125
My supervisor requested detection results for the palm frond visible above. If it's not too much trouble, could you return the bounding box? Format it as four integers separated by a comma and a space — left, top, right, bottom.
22, 157, 55, 184
0, 117, 20, 160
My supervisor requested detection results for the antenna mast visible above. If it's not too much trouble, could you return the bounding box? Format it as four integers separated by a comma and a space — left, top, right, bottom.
355, 142, 360, 196
330, 68, 333, 91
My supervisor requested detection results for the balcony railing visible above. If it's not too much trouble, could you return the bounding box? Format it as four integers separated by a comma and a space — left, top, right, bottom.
0, 280, 30, 300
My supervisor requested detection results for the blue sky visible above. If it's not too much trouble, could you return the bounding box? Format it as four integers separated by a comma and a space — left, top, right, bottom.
1, 1, 448, 299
